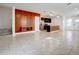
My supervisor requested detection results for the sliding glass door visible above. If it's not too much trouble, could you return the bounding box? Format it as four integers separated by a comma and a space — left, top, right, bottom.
74, 19, 79, 30
65, 18, 79, 31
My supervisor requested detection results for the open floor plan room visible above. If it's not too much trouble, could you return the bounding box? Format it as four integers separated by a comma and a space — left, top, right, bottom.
0, 3, 79, 55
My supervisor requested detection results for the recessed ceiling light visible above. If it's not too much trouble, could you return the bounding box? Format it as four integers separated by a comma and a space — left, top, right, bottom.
56, 15, 60, 18
75, 8, 78, 10
49, 14, 54, 16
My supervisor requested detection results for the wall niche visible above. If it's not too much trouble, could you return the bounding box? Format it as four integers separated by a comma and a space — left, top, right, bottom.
15, 9, 40, 33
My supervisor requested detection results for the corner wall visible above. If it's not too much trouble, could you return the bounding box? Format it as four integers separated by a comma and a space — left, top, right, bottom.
0, 6, 12, 29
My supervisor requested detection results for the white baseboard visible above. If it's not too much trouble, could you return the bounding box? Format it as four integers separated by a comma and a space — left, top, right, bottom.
15, 31, 36, 35
12, 30, 40, 37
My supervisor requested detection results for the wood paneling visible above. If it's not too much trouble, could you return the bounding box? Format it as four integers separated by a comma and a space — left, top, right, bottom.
15, 9, 40, 32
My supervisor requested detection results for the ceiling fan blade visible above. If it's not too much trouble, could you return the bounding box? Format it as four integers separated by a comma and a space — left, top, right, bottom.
67, 3, 72, 6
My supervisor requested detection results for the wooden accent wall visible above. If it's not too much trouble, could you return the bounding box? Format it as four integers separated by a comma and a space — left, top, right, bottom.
15, 9, 40, 32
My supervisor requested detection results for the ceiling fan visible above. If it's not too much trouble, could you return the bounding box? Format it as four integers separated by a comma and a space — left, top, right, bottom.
66, 3, 72, 7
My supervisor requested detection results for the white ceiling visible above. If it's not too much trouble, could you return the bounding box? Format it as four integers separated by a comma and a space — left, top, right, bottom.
0, 3, 79, 16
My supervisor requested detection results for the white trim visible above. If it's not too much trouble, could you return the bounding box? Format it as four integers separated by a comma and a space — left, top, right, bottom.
12, 6, 15, 37
62, 16, 66, 31
35, 16, 40, 32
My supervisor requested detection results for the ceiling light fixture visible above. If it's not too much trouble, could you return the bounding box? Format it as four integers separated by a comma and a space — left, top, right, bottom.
56, 15, 60, 18
74, 8, 78, 10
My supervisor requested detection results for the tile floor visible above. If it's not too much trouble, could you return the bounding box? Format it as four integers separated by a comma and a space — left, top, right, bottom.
0, 31, 79, 55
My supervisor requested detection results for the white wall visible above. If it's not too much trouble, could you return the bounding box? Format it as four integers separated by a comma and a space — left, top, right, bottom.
51, 17, 63, 30
35, 16, 40, 32
64, 15, 79, 30
0, 6, 12, 29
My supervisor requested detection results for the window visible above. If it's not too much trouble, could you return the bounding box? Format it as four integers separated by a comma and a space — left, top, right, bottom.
67, 19, 72, 27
